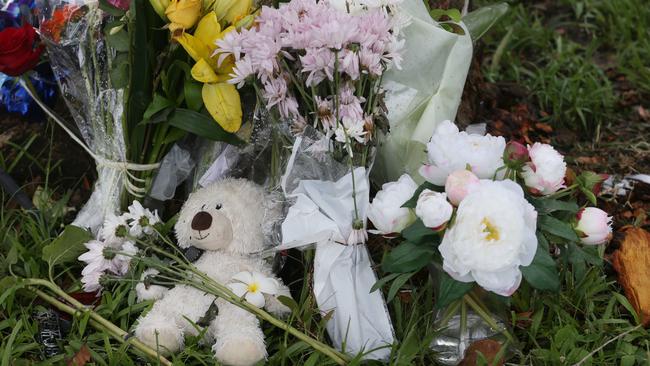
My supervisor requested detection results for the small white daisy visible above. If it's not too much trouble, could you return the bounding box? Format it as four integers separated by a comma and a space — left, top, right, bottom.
123, 201, 161, 238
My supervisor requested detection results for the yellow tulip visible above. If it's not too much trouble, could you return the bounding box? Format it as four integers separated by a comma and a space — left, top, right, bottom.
212, 0, 237, 21
165, 0, 202, 31
149, 0, 170, 20
223, 0, 251, 25
202, 83, 242, 132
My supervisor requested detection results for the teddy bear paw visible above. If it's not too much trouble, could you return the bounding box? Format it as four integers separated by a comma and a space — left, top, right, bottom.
135, 314, 184, 354
213, 336, 267, 366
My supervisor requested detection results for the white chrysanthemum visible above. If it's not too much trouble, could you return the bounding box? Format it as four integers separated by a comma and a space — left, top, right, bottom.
124, 201, 161, 237
112, 240, 138, 276
521, 143, 566, 195
415, 190, 453, 229
227, 271, 280, 308
78, 240, 112, 275
419, 120, 506, 185
100, 213, 130, 242
367, 174, 418, 235
136, 269, 169, 302
439, 180, 538, 296
81, 269, 103, 293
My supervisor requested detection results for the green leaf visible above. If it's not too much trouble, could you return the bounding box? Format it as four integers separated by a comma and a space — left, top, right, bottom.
401, 219, 439, 245
386, 272, 416, 302
167, 108, 244, 145
277, 295, 299, 314
143, 94, 175, 121
110, 57, 129, 89
567, 242, 602, 266
462, 3, 509, 40
539, 215, 580, 242
41, 225, 93, 268
580, 186, 598, 205
521, 246, 560, 292
402, 182, 443, 209
436, 271, 473, 309
382, 241, 435, 273
161, 127, 187, 144
99, 0, 126, 16
105, 26, 130, 52
370, 273, 402, 293
184, 79, 204, 111
429, 8, 462, 23
530, 197, 579, 214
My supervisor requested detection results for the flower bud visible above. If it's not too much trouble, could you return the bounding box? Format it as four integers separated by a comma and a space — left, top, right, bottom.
445, 170, 480, 206
503, 140, 529, 168
165, 0, 202, 31
149, 0, 171, 20
521, 143, 566, 196
415, 190, 453, 230
575, 207, 613, 245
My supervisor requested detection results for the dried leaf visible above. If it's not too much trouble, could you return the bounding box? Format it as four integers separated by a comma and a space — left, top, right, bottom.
67, 344, 91, 366
459, 339, 504, 366
611, 227, 650, 326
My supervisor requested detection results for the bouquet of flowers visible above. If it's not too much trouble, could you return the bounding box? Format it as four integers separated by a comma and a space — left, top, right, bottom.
216, 0, 406, 358
369, 120, 612, 363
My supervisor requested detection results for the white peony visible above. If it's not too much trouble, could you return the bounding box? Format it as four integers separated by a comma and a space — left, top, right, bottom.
415, 190, 453, 229
439, 180, 538, 296
367, 174, 418, 235
521, 143, 566, 195
575, 207, 612, 245
419, 120, 506, 185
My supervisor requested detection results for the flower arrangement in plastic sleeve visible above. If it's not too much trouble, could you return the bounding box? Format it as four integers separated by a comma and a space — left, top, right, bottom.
216, 0, 405, 171
369, 120, 612, 362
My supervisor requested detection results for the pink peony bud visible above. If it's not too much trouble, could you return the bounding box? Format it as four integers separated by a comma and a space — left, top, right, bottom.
503, 141, 529, 167
575, 207, 613, 245
445, 170, 480, 206
107, 0, 131, 10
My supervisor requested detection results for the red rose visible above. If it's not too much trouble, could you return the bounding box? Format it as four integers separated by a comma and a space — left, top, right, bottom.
0, 23, 44, 77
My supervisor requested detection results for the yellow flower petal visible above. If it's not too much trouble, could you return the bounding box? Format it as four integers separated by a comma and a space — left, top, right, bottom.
202, 83, 242, 133
165, 0, 202, 30
223, 0, 251, 25
212, 0, 237, 21
194, 12, 221, 50
174, 32, 217, 69
191, 59, 220, 83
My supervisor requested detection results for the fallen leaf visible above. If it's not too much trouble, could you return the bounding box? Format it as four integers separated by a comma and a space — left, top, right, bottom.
611, 227, 650, 327
637, 106, 650, 122
67, 344, 91, 366
459, 339, 504, 366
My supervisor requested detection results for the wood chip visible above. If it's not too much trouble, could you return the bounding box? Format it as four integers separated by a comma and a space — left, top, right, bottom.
611, 227, 650, 327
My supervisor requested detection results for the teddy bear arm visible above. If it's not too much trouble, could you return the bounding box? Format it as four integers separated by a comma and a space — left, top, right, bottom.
135, 285, 215, 353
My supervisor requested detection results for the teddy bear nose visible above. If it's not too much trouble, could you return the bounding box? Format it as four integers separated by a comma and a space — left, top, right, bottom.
191, 211, 212, 231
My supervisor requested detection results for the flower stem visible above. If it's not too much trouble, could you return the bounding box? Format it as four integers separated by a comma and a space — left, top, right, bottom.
23, 279, 172, 366
463, 293, 514, 343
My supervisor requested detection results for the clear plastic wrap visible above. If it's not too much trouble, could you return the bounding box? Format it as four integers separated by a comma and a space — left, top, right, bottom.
37, 0, 128, 232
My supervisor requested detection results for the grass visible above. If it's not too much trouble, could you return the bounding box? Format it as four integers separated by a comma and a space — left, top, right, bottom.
1, 198, 648, 365
477, 0, 650, 139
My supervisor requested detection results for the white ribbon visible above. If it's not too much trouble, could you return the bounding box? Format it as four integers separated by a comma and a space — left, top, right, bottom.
279, 137, 395, 360
20, 78, 160, 198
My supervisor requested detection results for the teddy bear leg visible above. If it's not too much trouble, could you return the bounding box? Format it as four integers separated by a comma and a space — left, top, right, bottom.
211, 298, 267, 366
135, 285, 215, 354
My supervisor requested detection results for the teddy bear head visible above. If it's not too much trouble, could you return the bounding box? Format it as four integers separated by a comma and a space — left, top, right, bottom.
174, 178, 281, 254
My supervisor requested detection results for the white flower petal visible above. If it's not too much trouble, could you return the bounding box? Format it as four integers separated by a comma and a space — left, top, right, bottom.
232, 271, 254, 284
245, 291, 266, 308
228, 282, 249, 297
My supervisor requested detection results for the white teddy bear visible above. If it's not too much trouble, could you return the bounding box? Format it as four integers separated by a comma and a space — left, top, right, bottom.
134, 178, 291, 366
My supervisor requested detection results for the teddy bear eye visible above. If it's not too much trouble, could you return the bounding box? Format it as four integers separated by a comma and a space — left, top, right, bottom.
216, 203, 222, 210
